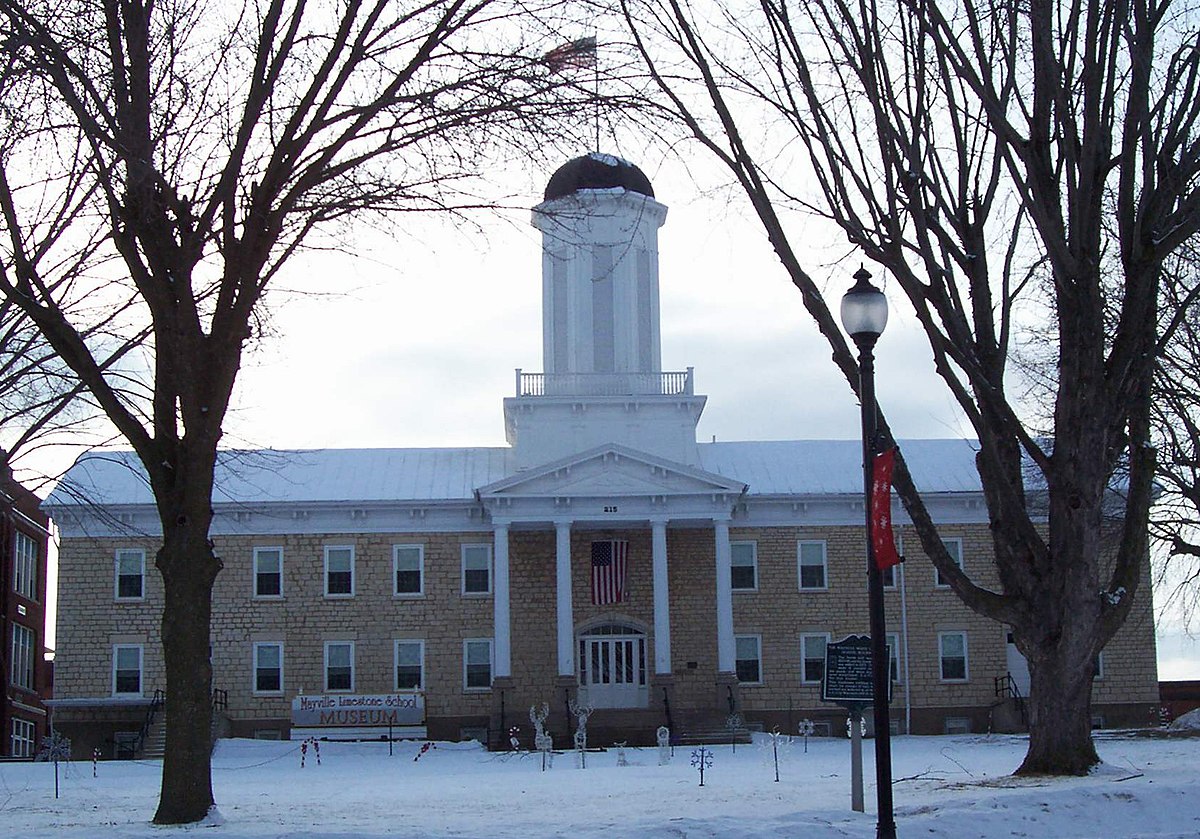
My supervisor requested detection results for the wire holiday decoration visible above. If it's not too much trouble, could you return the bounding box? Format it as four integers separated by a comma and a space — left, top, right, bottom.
568, 697, 594, 769
798, 719, 816, 753
656, 725, 671, 766
726, 712, 745, 754
530, 703, 553, 771
690, 746, 714, 786
299, 737, 321, 768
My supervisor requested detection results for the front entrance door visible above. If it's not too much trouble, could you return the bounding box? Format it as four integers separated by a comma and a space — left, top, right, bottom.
578, 625, 648, 708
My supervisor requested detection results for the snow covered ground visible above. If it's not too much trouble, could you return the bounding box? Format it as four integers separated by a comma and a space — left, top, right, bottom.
2, 731, 1198, 838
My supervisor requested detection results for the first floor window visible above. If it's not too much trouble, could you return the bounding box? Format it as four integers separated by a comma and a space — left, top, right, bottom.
462, 545, 492, 595
939, 631, 968, 681
253, 643, 283, 693
464, 639, 492, 690
801, 633, 828, 684
11, 718, 36, 758
935, 539, 964, 587
13, 530, 38, 600
798, 540, 828, 590
395, 640, 424, 690
115, 549, 145, 600
325, 642, 354, 691
324, 546, 355, 597
731, 541, 757, 591
735, 635, 762, 684
254, 548, 284, 598
10, 623, 34, 691
113, 645, 143, 696
887, 633, 901, 683
394, 545, 424, 596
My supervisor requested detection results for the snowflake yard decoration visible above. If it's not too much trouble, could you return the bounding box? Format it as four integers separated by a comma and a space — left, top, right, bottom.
690, 747, 714, 786
798, 718, 816, 753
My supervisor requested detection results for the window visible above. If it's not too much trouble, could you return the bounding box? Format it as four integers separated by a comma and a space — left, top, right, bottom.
253, 643, 283, 694
801, 634, 829, 683
935, 539, 964, 587
113, 645, 143, 696
13, 530, 37, 600
731, 541, 757, 591
395, 640, 425, 690
393, 545, 424, 597
797, 541, 827, 590
114, 549, 145, 601
324, 642, 354, 692
939, 631, 968, 681
1093, 652, 1104, 681
11, 718, 36, 758
324, 546, 355, 597
735, 635, 762, 684
461, 545, 492, 595
463, 639, 492, 690
886, 633, 901, 683
253, 548, 283, 598
10, 624, 34, 690
881, 562, 896, 589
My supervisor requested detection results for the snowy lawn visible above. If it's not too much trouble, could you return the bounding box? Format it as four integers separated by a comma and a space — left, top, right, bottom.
2, 731, 1198, 838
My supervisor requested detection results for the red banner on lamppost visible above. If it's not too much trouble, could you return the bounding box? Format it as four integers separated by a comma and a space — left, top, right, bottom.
871, 447, 902, 571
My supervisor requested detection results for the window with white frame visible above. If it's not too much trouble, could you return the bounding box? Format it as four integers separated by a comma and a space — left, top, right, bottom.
1093, 652, 1104, 681
253, 642, 283, 694
11, 717, 36, 757
735, 634, 762, 684
13, 530, 37, 600
253, 548, 283, 598
393, 545, 424, 597
935, 539, 964, 587
800, 633, 829, 683
463, 638, 492, 690
395, 640, 425, 690
324, 642, 354, 691
939, 631, 969, 681
797, 541, 828, 590
324, 546, 355, 597
882, 562, 897, 589
10, 623, 34, 690
886, 632, 901, 682
113, 644, 143, 696
730, 541, 757, 591
114, 549, 145, 601
461, 545, 492, 595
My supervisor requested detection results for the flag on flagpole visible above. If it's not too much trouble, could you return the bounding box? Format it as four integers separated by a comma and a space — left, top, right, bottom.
871, 447, 903, 571
591, 540, 628, 605
543, 36, 597, 73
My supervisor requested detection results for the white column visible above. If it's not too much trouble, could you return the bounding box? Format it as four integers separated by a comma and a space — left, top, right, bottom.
493, 522, 512, 678
555, 521, 575, 677
652, 519, 672, 674
714, 519, 735, 673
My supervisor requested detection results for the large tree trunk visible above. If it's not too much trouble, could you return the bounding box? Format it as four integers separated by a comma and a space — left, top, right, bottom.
152, 481, 221, 824
1019, 641, 1100, 774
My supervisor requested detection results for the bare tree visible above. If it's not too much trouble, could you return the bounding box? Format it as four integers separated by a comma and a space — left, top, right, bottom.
620, 0, 1200, 774
0, 0, 618, 823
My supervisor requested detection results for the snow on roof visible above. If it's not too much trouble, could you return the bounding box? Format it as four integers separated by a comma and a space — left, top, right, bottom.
45, 439, 983, 509
699, 438, 983, 496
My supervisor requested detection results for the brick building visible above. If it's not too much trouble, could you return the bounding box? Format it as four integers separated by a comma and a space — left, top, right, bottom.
44, 154, 1160, 756
3, 460, 52, 757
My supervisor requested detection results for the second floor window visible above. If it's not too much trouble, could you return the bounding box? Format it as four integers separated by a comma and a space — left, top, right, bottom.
254, 548, 283, 598
115, 549, 145, 600
13, 531, 37, 600
324, 546, 355, 597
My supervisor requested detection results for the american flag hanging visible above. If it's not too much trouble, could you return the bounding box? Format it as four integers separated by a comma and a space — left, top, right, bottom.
591, 540, 628, 605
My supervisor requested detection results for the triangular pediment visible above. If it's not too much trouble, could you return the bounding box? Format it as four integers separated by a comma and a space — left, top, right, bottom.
477, 444, 746, 500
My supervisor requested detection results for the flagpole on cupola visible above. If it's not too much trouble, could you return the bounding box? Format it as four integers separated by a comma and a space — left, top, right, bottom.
593, 32, 601, 152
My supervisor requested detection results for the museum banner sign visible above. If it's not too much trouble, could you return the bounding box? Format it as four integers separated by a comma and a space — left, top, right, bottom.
291, 693, 424, 727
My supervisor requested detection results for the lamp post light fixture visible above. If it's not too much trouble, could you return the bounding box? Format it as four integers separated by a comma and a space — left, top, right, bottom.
840, 265, 897, 839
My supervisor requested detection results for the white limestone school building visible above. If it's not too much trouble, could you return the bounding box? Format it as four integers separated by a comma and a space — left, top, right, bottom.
44, 154, 1159, 756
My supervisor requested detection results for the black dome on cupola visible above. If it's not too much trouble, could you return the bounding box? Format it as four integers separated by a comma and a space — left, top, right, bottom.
544, 153, 655, 201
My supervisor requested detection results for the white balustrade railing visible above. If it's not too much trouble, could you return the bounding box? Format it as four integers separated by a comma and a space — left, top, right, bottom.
515, 368, 694, 397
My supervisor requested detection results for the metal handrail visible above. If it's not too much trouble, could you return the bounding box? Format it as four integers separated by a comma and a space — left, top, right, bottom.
515, 368, 694, 397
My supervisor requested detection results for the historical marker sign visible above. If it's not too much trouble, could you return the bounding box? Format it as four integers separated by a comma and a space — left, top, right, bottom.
821, 634, 890, 709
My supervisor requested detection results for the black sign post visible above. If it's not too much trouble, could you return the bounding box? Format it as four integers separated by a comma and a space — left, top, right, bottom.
822, 635, 891, 814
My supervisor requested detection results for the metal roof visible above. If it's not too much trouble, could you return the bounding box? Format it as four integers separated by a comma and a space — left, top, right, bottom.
44, 439, 983, 509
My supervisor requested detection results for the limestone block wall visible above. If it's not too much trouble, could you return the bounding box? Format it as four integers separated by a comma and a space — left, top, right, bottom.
53, 515, 1159, 738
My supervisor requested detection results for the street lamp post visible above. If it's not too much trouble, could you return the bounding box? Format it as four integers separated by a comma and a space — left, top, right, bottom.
840, 266, 897, 839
